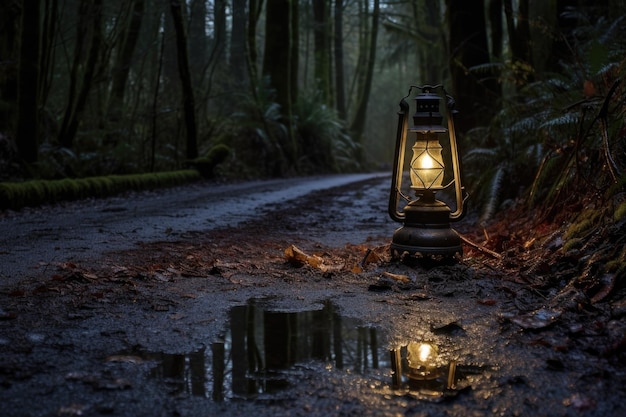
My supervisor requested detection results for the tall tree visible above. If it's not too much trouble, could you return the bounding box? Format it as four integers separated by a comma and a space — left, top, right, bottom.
489, 0, 503, 60
333, 0, 346, 120
0, 0, 21, 136
108, 0, 145, 122
246, 0, 263, 81
231, 0, 247, 83
16, 0, 40, 164
504, 0, 533, 86
189, 0, 209, 77
349, 0, 380, 158
447, 0, 497, 134
170, 0, 198, 160
262, 0, 299, 163
313, 0, 332, 104
57, 0, 104, 150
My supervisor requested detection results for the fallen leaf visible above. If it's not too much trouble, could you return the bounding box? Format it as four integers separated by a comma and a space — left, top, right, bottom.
509, 307, 562, 329
105, 355, 144, 364
57, 403, 89, 416
590, 273, 616, 304
284, 245, 324, 269
382, 271, 411, 283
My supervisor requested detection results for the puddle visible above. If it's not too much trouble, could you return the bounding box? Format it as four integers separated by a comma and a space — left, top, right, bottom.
119, 300, 491, 401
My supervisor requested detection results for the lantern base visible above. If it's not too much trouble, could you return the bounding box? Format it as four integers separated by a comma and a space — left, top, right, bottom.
391, 197, 462, 258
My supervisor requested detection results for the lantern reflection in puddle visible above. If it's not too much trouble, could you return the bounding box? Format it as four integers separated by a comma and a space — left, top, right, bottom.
390, 341, 491, 398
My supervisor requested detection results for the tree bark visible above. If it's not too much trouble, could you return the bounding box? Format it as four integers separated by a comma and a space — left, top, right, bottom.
349, 0, 379, 158
246, 0, 263, 81
170, 0, 198, 160
447, 0, 497, 134
313, 0, 332, 105
503, 0, 533, 86
58, 0, 103, 150
0, 0, 21, 135
16, 0, 40, 164
231, 0, 247, 83
262, 0, 299, 164
109, 0, 144, 122
333, 0, 346, 120
189, 0, 208, 77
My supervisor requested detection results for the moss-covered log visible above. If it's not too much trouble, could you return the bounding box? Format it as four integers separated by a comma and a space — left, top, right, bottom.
0, 170, 201, 210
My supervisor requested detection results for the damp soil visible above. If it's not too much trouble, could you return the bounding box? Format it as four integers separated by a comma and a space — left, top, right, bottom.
1, 176, 625, 417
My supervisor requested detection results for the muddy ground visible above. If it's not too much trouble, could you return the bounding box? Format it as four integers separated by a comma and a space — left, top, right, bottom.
1, 176, 625, 416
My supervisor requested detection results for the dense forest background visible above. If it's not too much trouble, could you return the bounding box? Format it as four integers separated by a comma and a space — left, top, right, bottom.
0, 0, 625, 220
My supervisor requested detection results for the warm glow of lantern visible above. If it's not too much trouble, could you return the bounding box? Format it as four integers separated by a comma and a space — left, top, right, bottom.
409, 136, 444, 190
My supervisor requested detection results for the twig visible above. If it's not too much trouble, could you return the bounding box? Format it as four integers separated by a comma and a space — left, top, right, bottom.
458, 234, 503, 260
597, 78, 621, 183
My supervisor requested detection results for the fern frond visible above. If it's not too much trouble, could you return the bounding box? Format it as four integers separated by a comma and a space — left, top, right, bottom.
508, 116, 539, 135
539, 113, 578, 130
480, 165, 505, 224
464, 148, 498, 163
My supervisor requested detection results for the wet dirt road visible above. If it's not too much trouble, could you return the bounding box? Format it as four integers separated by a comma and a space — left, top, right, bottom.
0, 173, 386, 286
1, 174, 625, 417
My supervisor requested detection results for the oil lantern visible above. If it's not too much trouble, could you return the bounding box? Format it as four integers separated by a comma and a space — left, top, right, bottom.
388, 84, 467, 258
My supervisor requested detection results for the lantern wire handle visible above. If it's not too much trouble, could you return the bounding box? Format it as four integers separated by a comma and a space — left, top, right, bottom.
388, 97, 410, 222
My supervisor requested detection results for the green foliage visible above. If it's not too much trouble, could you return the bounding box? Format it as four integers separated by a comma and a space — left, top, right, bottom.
214, 81, 361, 178
464, 10, 626, 224
294, 92, 361, 174
220, 80, 289, 178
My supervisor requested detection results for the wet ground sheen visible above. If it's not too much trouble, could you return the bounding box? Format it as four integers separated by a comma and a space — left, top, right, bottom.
1, 175, 625, 416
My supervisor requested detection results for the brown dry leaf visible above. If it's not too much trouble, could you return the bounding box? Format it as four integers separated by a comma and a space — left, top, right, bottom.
363, 249, 381, 264
382, 271, 411, 283
180, 293, 198, 299
284, 245, 324, 269
509, 307, 562, 329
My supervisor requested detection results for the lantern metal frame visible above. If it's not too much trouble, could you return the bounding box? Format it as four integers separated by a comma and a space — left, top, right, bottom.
388, 84, 468, 258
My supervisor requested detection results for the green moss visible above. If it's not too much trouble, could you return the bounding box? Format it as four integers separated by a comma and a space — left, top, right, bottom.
191, 145, 230, 178
614, 200, 626, 222
0, 170, 201, 211
563, 237, 584, 253
563, 206, 605, 241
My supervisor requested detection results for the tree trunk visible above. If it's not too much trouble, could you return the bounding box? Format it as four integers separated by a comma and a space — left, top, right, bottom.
333, 0, 346, 120
489, 0, 503, 59
231, 0, 247, 83
313, 0, 332, 105
170, 0, 198, 160
58, 0, 103, 150
189, 0, 208, 77
447, 0, 497, 134
503, 0, 533, 86
247, 0, 262, 81
109, 0, 144, 122
262, 0, 299, 165
39, 0, 58, 112
349, 0, 379, 160
16, 0, 40, 164
0, 0, 21, 135
213, 0, 226, 60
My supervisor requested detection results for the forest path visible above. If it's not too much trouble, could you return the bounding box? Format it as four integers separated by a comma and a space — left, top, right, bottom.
0, 173, 388, 286
0, 173, 624, 417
